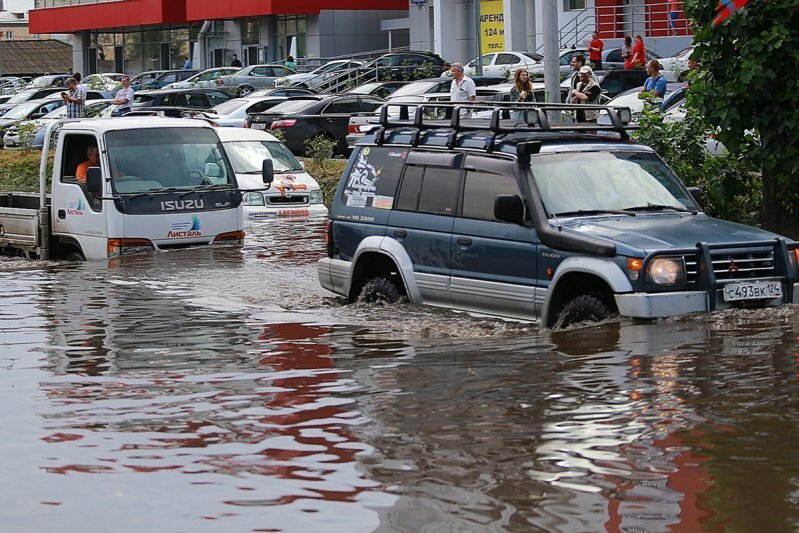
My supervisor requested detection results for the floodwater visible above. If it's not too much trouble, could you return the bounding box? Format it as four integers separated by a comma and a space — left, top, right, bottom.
3, 218, 799, 532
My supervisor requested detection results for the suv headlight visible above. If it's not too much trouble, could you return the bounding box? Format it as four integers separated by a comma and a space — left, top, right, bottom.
309, 189, 324, 204
648, 257, 686, 285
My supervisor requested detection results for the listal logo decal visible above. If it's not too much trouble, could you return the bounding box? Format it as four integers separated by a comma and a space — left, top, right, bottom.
66, 198, 85, 215
168, 215, 202, 238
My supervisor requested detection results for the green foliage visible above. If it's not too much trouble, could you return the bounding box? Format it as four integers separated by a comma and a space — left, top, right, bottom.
304, 158, 346, 208
635, 105, 761, 223
683, 0, 799, 226
0, 150, 54, 192
304, 134, 337, 168
269, 127, 288, 144
16, 122, 38, 151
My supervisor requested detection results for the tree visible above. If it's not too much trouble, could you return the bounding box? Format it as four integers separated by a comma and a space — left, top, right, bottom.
684, 0, 799, 233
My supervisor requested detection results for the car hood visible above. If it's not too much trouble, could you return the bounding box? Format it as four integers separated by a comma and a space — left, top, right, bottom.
282, 73, 314, 83
236, 170, 320, 191
557, 213, 787, 253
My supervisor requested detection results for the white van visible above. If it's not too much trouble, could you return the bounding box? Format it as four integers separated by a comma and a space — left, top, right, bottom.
215, 128, 328, 220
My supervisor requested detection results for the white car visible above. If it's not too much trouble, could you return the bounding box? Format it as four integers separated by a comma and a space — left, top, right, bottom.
464, 51, 543, 78
82, 73, 126, 94
5, 99, 115, 149
658, 46, 694, 77
273, 59, 364, 89
164, 67, 241, 90
215, 128, 328, 220
528, 48, 590, 77
199, 95, 293, 127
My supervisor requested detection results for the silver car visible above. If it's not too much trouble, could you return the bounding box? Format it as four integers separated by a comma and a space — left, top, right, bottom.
216, 64, 297, 97
164, 67, 241, 90
273, 59, 363, 89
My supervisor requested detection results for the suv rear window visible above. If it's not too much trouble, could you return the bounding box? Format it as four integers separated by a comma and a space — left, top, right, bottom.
342, 146, 408, 209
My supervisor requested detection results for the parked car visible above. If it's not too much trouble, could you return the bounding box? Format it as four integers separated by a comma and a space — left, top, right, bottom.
6, 87, 69, 106
0, 76, 26, 95
130, 70, 163, 88
248, 87, 315, 98
215, 127, 328, 220
273, 59, 364, 89
319, 102, 799, 328
597, 82, 687, 126
248, 94, 385, 156
215, 64, 297, 97
344, 81, 409, 99
82, 73, 126, 94
362, 51, 449, 81
598, 68, 676, 98
602, 47, 661, 70
658, 45, 695, 77
164, 67, 241, 90
26, 74, 71, 89
132, 88, 231, 110
464, 51, 543, 78
131, 69, 199, 91
197, 95, 295, 127
8, 99, 114, 149
529, 48, 590, 77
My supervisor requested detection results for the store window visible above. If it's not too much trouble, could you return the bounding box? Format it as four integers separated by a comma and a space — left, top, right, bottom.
565, 0, 586, 9
275, 15, 307, 61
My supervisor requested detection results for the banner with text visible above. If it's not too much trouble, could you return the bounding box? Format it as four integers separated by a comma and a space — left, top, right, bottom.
480, 0, 505, 55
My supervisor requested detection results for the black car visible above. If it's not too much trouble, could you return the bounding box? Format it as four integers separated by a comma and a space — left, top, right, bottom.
345, 81, 409, 99
364, 51, 449, 81
598, 69, 649, 99
248, 94, 385, 156
248, 87, 316, 98
132, 88, 231, 109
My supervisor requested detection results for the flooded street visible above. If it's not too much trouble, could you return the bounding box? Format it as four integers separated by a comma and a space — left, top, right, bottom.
3, 218, 799, 532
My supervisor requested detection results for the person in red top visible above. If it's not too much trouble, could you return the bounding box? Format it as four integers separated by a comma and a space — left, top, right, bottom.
631, 34, 646, 69
588, 31, 604, 71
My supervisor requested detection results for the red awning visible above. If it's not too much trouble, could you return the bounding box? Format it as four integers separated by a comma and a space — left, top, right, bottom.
185, 0, 408, 20
30, 0, 187, 34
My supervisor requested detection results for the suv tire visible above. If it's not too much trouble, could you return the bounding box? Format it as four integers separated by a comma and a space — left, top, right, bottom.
554, 294, 614, 329
358, 276, 404, 304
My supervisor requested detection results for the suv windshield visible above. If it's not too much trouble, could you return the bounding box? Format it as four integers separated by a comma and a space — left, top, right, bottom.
531, 151, 698, 217
106, 127, 234, 193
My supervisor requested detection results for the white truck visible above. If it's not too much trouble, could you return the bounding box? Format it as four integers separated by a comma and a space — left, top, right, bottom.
0, 117, 274, 260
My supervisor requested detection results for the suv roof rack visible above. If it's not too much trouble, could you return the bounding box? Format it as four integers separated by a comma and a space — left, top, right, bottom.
375, 101, 635, 148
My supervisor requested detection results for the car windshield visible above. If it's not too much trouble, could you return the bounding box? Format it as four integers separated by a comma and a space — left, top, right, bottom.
28, 76, 54, 88
106, 127, 234, 193
266, 98, 321, 114
210, 98, 249, 115
531, 151, 698, 216
347, 83, 379, 94
388, 82, 440, 97
523, 52, 543, 62
5, 101, 45, 119
7, 91, 37, 104
313, 62, 345, 74
224, 140, 303, 173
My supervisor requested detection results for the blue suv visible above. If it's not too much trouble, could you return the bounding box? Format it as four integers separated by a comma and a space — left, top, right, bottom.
318, 102, 799, 328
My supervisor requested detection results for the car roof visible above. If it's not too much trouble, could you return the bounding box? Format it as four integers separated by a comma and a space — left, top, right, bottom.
137, 87, 228, 95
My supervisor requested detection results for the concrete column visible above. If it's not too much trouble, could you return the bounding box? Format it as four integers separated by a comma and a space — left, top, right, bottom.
527, 0, 537, 52
503, 0, 528, 51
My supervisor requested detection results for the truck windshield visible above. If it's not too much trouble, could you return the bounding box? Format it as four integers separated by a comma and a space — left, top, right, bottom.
530, 151, 699, 217
105, 127, 234, 194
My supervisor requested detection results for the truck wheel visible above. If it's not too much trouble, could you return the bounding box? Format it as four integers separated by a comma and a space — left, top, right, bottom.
65, 251, 85, 262
553, 294, 614, 329
358, 276, 404, 304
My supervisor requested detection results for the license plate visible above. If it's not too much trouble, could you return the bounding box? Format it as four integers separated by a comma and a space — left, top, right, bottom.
251, 123, 266, 130
723, 281, 783, 302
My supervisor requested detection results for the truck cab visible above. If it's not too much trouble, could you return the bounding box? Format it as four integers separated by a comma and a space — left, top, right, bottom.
0, 118, 246, 260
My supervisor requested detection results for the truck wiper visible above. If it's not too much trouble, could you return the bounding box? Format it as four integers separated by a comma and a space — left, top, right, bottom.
125, 187, 178, 199
553, 209, 636, 217
177, 184, 226, 198
624, 203, 696, 213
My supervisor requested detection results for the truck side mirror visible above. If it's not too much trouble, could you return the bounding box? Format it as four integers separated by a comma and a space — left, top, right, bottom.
494, 194, 525, 225
204, 162, 221, 178
262, 158, 274, 188
86, 166, 102, 193
687, 186, 702, 207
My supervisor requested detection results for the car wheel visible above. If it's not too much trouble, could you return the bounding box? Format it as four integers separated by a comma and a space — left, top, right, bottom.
358, 276, 405, 304
237, 85, 254, 97
553, 294, 615, 329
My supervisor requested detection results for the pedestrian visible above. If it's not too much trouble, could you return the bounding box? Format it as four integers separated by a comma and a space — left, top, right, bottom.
568, 54, 598, 98
183, 56, 192, 69
669, 0, 681, 34
67, 67, 73, 76
73, 72, 88, 109
510, 67, 534, 120
570, 65, 601, 122
285, 55, 297, 70
640, 60, 667, 99
112, 75, 134, 116
631, 34, 646, 69
588, 31, 604, 71
449, 62, 476, 103
61, 78, 83, 119
231, 54, 242, 68
622, 36, 634, 69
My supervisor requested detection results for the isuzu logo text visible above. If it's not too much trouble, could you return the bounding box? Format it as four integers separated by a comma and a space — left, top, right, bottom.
161, 199, 205, 211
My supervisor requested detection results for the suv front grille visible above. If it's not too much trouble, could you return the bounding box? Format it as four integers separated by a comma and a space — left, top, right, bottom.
267, 195, 309, 206
684, 250, 776, 284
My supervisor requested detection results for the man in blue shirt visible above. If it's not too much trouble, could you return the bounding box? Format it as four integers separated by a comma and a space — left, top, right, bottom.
640, 59, 667, 98
183, 56, 192, 69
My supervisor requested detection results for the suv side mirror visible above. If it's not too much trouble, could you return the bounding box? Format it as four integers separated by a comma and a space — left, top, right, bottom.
86, 166, 103, 193
494, 194, 525, 224
687, 186, 702, 207
262, 158, 274, 188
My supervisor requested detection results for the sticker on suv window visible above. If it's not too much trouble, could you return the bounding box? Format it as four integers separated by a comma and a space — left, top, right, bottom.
342, 147, 406, 209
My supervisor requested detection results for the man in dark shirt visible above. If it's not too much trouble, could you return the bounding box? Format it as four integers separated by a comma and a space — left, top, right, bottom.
231, 54, 242, 68
570, 65, 601, 122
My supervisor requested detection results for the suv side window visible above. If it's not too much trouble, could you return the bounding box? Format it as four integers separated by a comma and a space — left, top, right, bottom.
342, 146, 408, 209
462, 169, 521, 221
396, 165, 461, 215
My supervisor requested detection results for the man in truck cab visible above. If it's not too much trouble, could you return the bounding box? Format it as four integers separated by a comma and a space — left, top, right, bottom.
76, 143, 100, 184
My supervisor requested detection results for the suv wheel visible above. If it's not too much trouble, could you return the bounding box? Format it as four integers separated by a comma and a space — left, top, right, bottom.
237, 85, 254, 97
553, 294, 614, 329
358, 276, 405, 304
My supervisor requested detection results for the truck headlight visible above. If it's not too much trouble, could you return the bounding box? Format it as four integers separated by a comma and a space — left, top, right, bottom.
648, 257, 686, 285
309, 189, 324, 204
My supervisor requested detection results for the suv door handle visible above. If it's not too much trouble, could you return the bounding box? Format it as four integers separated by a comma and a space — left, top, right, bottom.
393, 229, 407, 238
457, 237, 472, 246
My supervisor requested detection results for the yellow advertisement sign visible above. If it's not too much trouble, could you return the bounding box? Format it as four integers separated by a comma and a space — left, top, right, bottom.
480, 0, 505, 54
